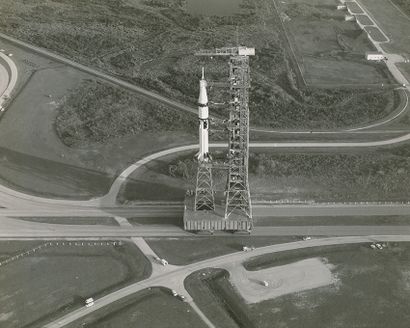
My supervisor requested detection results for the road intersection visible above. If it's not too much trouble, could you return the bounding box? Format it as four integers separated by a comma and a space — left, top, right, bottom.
0, 4, 410, 326
43, 235, 410, 328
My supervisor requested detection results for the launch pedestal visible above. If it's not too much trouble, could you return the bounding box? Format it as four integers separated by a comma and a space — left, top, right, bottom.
183, 195, 252, 232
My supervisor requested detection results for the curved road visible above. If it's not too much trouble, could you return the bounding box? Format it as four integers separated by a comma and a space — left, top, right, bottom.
43, 235, 410, 328
0, 51, 18, 108
2, 131, 410, 213
2, 128, 410, 210
0, 32, 408, 135
354, 0, 410, 90
0, 62, 8, 96
0, 31, 409, 218
102, 134, 410, 206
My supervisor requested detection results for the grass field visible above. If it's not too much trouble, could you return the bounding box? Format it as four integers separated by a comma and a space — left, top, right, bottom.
186, 243, 410, 328
360, 0, 410, 54
0, 0, 400, 133
255, 215, 410, 226
128, 216, 183, 226
55, 80, 197, 146
277, 0, 393, 87
17, 217, 119, 226
185, 268, 252, 328
303, 56, 389, 85
145, 236, 297, 265
119, 146, 410, 203
0, 240, 151, 328
0, 40, 197, 199
117, 151, 194, 204
65, 287, 208, 328
248, 149, 410, 202
398, 63, 410, 82
391, 0, 410, 16
0, 145, 114, 199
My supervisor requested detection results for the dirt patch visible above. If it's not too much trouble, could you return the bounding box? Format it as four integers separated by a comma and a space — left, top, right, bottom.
229, 258, 335, 303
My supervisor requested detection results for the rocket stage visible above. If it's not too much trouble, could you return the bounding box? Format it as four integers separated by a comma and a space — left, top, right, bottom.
183, 195, 253, 232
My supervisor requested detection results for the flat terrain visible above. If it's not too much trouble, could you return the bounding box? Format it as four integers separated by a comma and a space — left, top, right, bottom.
355, 14, 372, 26
346, 1, 363, 14
17, 217, 119, 226
248, 148, 410, 202
186, 243, 410, 328
360, 0, 410, 54
364, 26, 388, 42
118, 151, 194, 204
65, 287, 208, 328
391, 0, 410, 16
277, 0, 391, 86
398, 63, 410, 82
0, 145, 114, 199
145, 236, 297, 265
303, 56, 390, 86
55, 79, 196, 146
255, 215, 410, 226
229, 258, 334, 303
0, 0, 400, 133
0, 240, 151, 328
120, 146, 410, 203
0, 40, 195, 199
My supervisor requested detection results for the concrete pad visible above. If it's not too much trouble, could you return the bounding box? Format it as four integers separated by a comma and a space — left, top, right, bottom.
229, 258, 335, 303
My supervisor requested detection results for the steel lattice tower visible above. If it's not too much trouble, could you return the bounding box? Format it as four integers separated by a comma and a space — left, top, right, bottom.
195, 163, 215, 210
225, 54, 252, 219
195, 47, 254, 221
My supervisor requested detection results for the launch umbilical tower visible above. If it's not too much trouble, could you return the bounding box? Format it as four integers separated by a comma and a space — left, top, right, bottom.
184, 46, 254, 232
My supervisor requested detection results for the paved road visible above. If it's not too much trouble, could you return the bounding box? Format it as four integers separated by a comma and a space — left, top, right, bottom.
0, 32, 197, 116
0, 32, 407, 135
354, 0, 410, 92
346, 89, 409, 131
1, 137, 410, 220
0, 61, 8, 96
2, 215, 410, 238
0, 30, 408, 237
102, 136, 410, 206
0, 51, 18, 108
43, 235, 410, 328
3, 127, 410, 210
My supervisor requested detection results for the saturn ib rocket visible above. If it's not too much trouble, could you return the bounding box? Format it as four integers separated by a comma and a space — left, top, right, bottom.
197, 67, 210, 162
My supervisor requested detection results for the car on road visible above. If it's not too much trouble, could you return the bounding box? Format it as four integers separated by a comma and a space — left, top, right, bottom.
85, 298, 94, 307
178, 294, 187, 302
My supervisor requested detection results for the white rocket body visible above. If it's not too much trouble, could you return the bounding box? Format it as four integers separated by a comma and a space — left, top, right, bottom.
197, 68, 210, 162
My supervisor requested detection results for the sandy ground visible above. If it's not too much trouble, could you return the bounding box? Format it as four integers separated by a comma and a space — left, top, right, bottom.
228, 258, 335, 304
